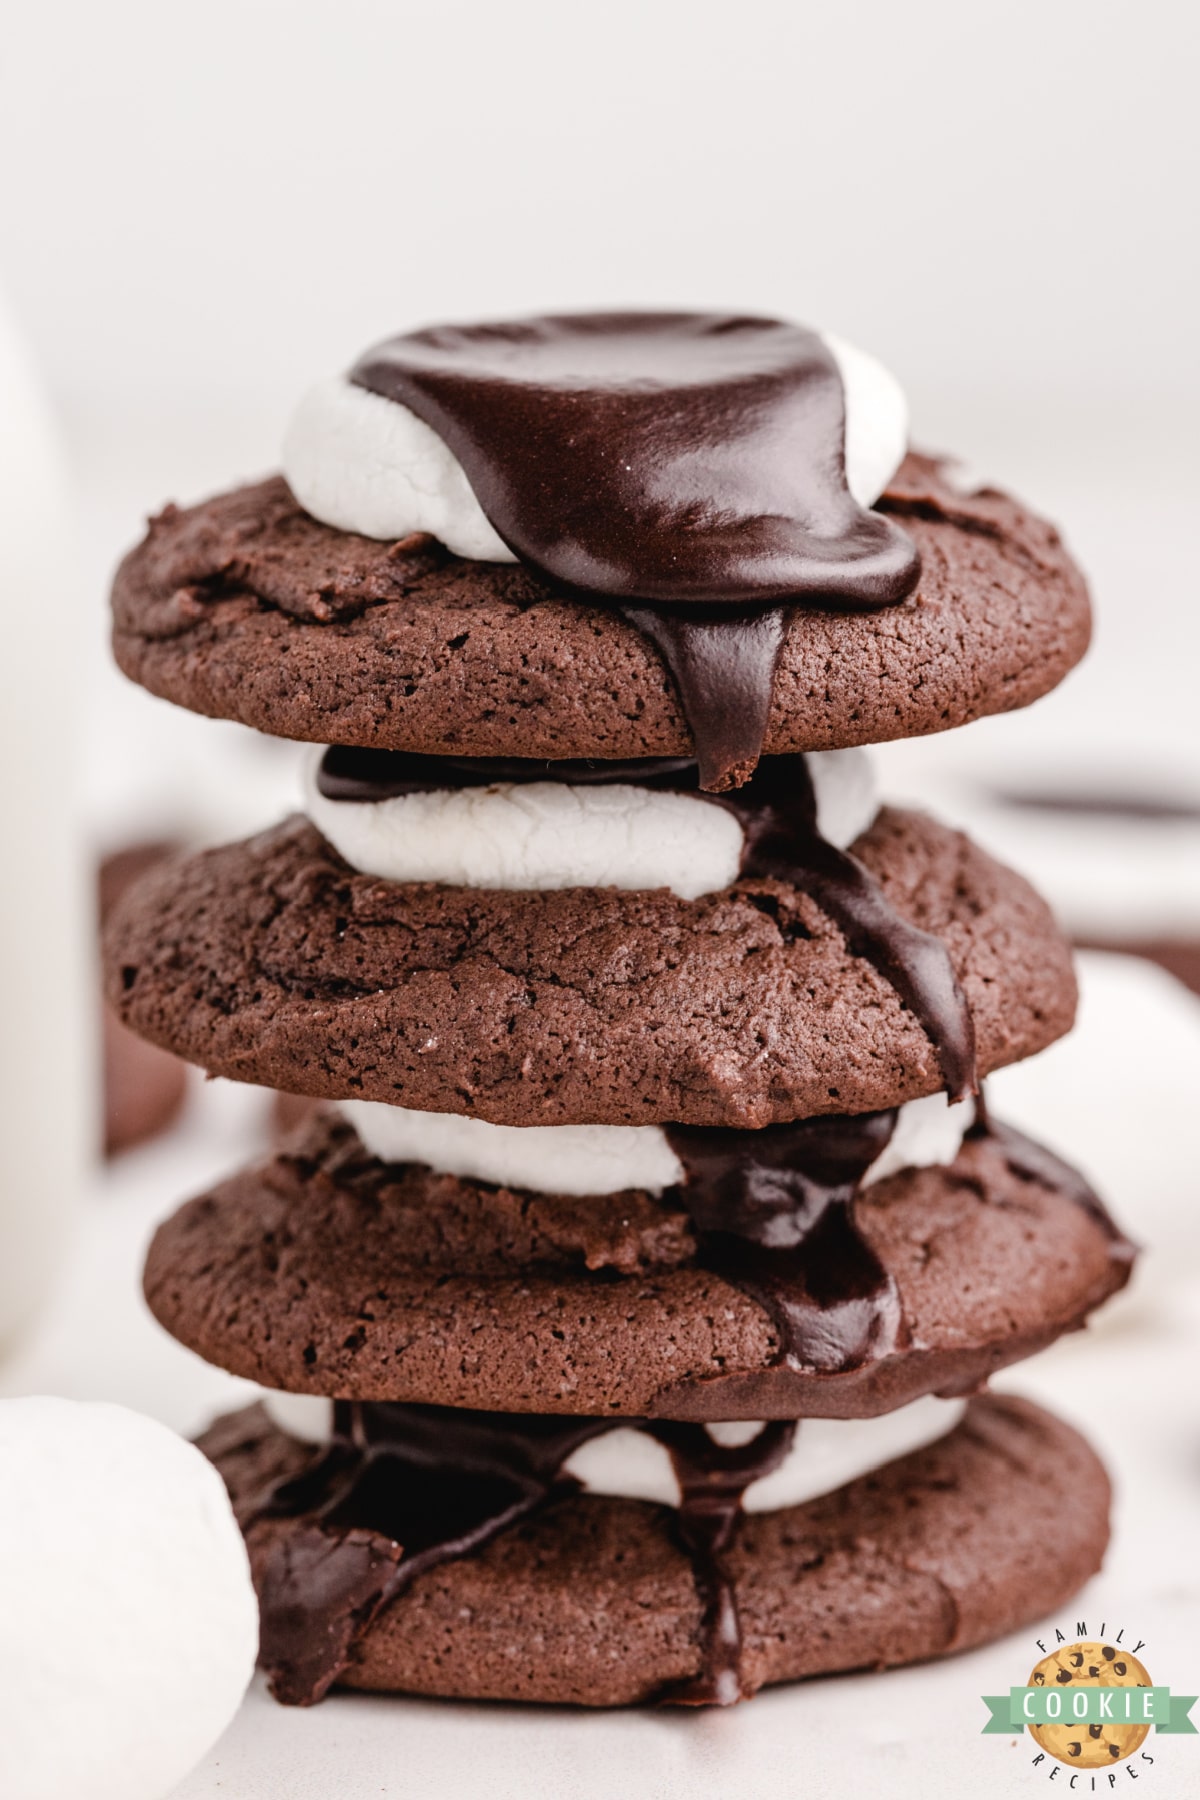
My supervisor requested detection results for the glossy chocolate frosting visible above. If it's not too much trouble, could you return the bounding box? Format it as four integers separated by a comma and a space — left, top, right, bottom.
350, 314, 917, 610
316, 746, 976, 1100
667, 1111, 904, 1376
350, 313, 920, 789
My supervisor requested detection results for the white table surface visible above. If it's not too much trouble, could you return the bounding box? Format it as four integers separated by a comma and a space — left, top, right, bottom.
4, 951, 1200, 1799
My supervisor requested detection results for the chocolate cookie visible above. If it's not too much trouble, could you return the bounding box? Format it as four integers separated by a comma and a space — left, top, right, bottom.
200, 1394, 1109, 1705
100, 842, 188, 1155
110, 455, 1090, 764
145, 1114, 1131, 1419
103, 807, 1077, 1128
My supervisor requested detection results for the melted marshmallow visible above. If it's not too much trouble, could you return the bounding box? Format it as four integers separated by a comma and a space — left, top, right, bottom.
282, 330, 908, 554
341, 1088, 970, 1200
342, 1099, 682, 1196
305, 746, 878, 900
258, 1390, 965, 1514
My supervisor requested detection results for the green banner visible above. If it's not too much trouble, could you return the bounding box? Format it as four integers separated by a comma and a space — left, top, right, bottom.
981, 1687, 1198, 1734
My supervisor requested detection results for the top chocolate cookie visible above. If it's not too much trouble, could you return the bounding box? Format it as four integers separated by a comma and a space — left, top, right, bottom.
111, 314, 1090, 787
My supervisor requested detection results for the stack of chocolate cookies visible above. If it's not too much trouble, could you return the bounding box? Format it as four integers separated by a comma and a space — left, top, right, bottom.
104, 314, 1133, 1708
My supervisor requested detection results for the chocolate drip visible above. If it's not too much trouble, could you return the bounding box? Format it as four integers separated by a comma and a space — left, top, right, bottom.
664, 1097, 1133, 1388
350, 312, 920, 789
252, 1404, 609, 1703
245, 1402, 794, 1708
648, 1420, 794, 1705
667, 1112, 905, 1375
618, 604, 789, 793
722, 757, 976, 1102
316, 745, 700, 801
315, 746, 977, 1101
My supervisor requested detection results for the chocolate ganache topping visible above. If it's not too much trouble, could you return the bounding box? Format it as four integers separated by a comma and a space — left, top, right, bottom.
666, 1110, 904, 1375
316, 746, 977, 1100
349, 313, 921, 790
232, 1401, 794, 1707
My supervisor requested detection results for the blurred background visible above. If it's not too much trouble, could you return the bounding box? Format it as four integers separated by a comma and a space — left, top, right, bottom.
2, 0, 1198, 840
2, 0, 1198, 817
0, 3, 1197, 1787
1, 0, 1198, 1403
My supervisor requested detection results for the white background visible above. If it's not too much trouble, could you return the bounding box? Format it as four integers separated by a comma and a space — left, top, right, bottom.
3, 0, 1198, 438
1, 6, 1199, 1797
3, 0, 1199, 839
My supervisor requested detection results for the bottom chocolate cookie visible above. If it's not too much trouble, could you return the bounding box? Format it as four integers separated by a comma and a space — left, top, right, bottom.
201, 1393, 1109, 1708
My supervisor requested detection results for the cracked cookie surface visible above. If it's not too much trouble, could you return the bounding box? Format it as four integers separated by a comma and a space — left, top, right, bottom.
146, 1116, 1131, 1418
111, 455, 1091, 760
104, 807, 1077, 1128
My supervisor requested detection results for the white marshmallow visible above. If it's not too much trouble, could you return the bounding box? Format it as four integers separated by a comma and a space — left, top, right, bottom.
342, 1099, 684, 1197
304, 745, 878, 900
281, 329, 908, 551
283, 377, 512, 560
342, 1085, 970, 1201
821, 330, 910, 507
257, 1390, 964, 1514
308, 762, 744, 901
565, 1395, 964, 1512
861, 1090, 975, 1188
807, 746, 880, 855
0, 1397, 258, 1800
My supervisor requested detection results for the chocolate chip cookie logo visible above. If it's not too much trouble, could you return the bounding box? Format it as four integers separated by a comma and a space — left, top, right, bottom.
981, 1624, 1196, 1781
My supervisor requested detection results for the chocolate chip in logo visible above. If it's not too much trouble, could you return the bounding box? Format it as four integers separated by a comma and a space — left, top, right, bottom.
1109, 1744, 1120, 1759
1114, 1661, 1127, 1675
1089, 1724, 1103, 1740
1070, 1651, 1085, 1667
1102, 1646, 1117, 1660
1033, 1670, 1046, 1685
1089, 1666, 1100, 1677
1068, 1743, 1082, 1758
1056, 1669, 1074, 1684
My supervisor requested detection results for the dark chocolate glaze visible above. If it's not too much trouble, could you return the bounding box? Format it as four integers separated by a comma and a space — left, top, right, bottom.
245, 1401, 794, 1708
646, 1419, 794, 1706
350, 314, 918, 612
349, 313, 919, 790
316, 746, 976, 1101
665, 1098, 1132, 1389
617, 603, 789, 792
667, 1111, 904, 1376
722, 756, 976, 1102
316, 745, 701, 800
